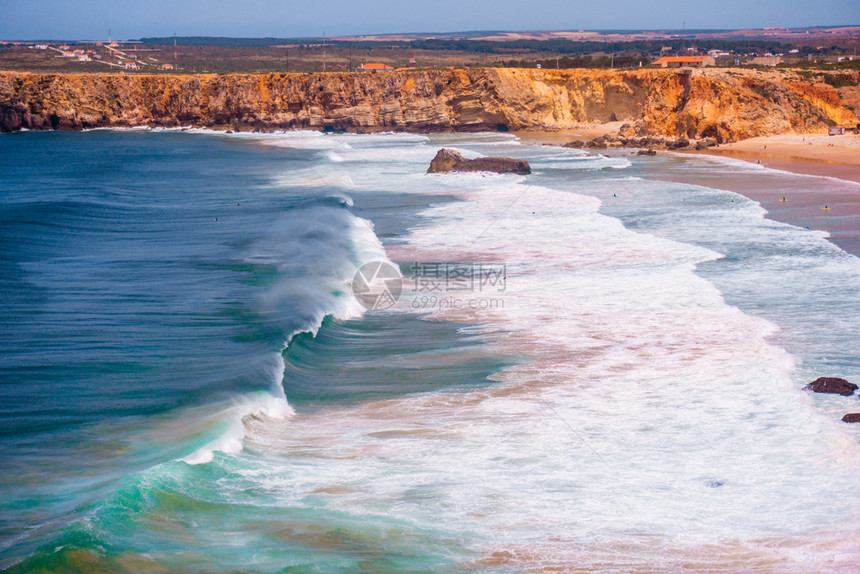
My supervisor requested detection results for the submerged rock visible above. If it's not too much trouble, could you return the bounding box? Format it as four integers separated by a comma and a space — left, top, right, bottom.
842, 413, 860, 423
805, 377, 857, 396
577, 133, 717, 152
427, 148, 531, 175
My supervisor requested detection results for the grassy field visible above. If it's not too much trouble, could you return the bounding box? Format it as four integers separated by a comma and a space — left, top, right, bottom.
1, 29, 858, 74
0, 43, 509, 74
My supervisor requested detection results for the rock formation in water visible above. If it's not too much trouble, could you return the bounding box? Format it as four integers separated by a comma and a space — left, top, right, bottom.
1, 68, 857, 141
843, 413, 860, 423
427, 148, 531, 175
805, 377, 857, 396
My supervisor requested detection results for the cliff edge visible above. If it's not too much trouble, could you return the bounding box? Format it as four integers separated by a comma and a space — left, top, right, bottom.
0, 68, 856, 142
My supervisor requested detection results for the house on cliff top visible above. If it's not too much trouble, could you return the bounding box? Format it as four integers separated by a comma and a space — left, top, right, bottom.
357, 62, 394, 72
652, 55, 715, 68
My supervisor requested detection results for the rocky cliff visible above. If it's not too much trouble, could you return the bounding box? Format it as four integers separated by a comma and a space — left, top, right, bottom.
0, 68, 856, 142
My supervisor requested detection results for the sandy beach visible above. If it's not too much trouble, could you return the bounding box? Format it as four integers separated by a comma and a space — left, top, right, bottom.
517, 128, 860, 182
690, 133, 860, 184
515, 126, 860, 256
516, 127, 859, 178
677, 133, 860, 256
671, 150, 860, 256
513, 122, 626, 146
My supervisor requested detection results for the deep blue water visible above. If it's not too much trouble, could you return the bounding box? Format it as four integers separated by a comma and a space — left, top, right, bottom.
1, 129, 859, 572
0, 131, 506, 570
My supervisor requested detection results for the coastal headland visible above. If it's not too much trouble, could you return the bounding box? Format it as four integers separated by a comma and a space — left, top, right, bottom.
1, 68, 856, 143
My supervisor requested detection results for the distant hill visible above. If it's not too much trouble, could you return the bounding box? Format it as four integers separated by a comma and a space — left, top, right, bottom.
139, 26, 859, 48
139, 37, 314, 47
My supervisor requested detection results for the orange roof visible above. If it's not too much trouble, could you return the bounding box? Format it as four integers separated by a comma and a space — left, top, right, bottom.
653, 56, 711, 64
359, 62, 393, 70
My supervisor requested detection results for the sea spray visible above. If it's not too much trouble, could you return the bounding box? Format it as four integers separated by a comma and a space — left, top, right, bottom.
3, 129, 859, 573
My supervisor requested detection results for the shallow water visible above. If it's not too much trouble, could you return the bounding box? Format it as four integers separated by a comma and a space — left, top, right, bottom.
1, 129, 858, 572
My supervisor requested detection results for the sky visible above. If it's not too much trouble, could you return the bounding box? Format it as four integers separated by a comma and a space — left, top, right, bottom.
1, 0, 858, 41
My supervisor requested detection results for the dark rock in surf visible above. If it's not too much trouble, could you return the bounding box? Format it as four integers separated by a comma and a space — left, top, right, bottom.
0, 102, 26, 132
585, 136, 609, 149
637, 149, 657, 156
842, 413, 860, 423
805, 377, 857, 396
427, 148, 531, 175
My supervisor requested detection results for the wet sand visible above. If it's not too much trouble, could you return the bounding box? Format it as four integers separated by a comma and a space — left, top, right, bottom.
513, 127, 860, 257
517, 128, 860, 182
710, 152, 860, 184
686, 133, 860, 185
513, 123, 626, 146
674, 135, 860, 257
672, 155, 860, 257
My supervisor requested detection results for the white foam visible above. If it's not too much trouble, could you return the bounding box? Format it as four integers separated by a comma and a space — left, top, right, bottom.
220, 132, 860, 567
181, 390, 294, 465
672, 151, 860, 188
376, 144, 858, 542
252, 130, 429, 151
532, 153, 632, 171
180, 350, 294, 466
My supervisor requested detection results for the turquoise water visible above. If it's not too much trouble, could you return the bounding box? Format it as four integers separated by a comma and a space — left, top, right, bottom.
1, 130, 859, 572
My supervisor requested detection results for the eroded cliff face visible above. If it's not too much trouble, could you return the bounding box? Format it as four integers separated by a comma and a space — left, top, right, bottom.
0, 68, 856, 142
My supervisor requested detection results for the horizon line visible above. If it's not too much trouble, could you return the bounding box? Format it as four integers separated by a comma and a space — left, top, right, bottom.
4, 24, 859, 44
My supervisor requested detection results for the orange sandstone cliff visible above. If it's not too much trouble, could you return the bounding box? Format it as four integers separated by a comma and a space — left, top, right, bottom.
0, 68, 856, 142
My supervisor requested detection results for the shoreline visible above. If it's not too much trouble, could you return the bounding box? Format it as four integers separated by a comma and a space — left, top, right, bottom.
681, 133, 860, 185
515, 129, 860, 183
667, 134, 860, 257
688, 149, 860, 184
515, 128, 860, 257
7, 124, 859, 255
668, 151, 860, 257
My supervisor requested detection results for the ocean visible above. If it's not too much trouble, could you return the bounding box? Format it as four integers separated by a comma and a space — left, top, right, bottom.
1, 129, 859, 572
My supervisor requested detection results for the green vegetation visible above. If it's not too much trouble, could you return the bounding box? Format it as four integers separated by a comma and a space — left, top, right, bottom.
141, 36, 801, 57
4, 32, 858, 74
820, 73, 858, 88
781, 59, 860, 71
494, 55, 647, 69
